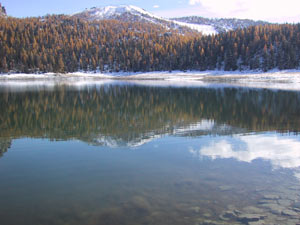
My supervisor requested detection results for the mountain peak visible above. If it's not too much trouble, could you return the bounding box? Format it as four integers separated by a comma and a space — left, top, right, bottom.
73, 5, 162, 21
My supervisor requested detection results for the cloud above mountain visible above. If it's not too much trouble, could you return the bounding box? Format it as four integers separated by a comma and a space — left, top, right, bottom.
186, 0, 300, 23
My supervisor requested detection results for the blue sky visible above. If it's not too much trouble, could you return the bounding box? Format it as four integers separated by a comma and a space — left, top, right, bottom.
2, 0, 300, 23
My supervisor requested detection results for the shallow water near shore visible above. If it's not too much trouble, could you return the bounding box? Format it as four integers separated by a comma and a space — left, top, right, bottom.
0, 83, 300, 225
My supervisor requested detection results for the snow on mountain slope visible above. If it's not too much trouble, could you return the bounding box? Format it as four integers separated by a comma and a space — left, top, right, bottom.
72, 5, 218, 35
92, 5, 160, 19
172, 20, 217, 35
123, 5, 162, 20
73, 5, 164, 23
172, 16, 269, 33
73, 5, 267, 35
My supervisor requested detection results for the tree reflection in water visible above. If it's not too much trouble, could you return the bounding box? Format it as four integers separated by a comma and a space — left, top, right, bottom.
0, 84, 299, 150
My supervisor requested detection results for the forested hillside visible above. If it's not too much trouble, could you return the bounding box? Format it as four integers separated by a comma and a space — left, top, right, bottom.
0, 15, 299, 73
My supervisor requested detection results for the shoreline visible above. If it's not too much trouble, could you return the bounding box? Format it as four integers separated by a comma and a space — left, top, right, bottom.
1, 70, 300, 91
1, 69, 300, 79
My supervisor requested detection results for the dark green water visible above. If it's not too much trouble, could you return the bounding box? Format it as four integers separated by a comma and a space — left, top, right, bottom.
0, 82, 300, 225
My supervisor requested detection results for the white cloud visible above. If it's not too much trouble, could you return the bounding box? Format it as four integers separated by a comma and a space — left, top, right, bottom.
185, 0, 300, 23
189, 0, 247, 14
189, 0, 201, 5
153, 5, 160, 8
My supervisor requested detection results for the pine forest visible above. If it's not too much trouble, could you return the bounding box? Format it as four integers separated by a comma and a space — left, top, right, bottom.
0, 15, 300, 73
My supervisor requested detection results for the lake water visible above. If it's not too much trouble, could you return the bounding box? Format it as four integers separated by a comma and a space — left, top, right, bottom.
0, 82, 300, 225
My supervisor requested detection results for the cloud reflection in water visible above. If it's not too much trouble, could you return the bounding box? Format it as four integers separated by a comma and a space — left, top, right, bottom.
190, 133, 300, 179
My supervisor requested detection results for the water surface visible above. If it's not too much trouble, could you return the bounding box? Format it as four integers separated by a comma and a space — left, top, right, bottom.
0, 83, 300, 225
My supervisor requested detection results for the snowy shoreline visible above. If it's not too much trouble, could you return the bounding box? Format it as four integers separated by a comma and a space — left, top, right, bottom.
1, 70, 300, 91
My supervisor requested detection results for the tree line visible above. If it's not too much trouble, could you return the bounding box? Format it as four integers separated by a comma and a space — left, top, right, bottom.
0, 15, 299, 73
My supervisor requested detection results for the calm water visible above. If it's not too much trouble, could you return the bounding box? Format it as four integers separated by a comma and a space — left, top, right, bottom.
1, 82, 300, 225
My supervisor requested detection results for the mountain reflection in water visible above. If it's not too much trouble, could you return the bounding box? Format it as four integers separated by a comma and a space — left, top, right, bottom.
0, 84, 299, 147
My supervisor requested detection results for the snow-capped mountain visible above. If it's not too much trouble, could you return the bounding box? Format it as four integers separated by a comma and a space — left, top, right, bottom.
73, 5, 162, 22
72, 5, 268, 35
72, 5, 217, 35
72, 4, 177, 30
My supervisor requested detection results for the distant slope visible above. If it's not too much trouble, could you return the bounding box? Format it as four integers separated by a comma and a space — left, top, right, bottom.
72, 5, 269, 35
72, 5, 197, 34
72, 5, 163, 23
72, 5, 218, 35
171, 16, 269, 33
171, 20, 217, 35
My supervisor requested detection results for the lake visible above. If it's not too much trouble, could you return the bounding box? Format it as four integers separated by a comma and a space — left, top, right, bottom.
0, 81, 300, 225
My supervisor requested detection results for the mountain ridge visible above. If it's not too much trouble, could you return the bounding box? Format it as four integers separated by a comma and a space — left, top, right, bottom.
72, 5, 200, 34
171, 16, 269, 33
72, 5, 269, 35
0, 3, 272, 35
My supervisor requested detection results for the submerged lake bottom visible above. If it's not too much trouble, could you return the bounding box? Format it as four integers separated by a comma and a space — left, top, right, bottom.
0, 81, 300, 225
